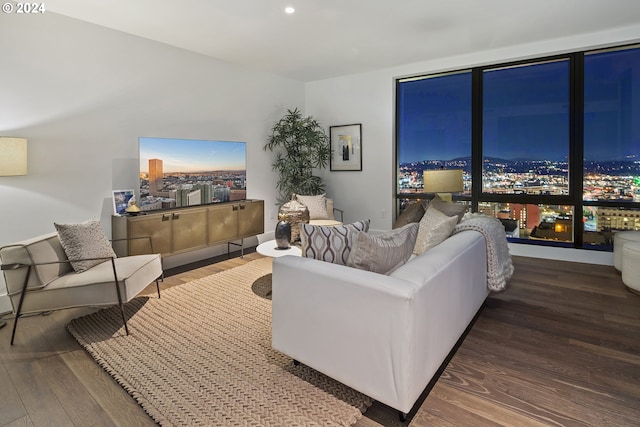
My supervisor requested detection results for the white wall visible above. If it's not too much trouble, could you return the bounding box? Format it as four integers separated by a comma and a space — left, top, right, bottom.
0, 12, 304, 311
305, 24, 640, 266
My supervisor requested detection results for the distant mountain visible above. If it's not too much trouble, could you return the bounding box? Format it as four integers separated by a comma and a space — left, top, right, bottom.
400, 157, 639, 176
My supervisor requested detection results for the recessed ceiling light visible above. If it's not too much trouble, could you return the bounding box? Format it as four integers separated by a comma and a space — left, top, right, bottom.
285, 6, 295, 14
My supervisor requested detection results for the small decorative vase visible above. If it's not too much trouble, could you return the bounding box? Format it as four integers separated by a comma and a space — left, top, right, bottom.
275, 220, 292, 249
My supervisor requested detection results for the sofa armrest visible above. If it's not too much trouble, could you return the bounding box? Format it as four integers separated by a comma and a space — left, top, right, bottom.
332, 207, 344, 222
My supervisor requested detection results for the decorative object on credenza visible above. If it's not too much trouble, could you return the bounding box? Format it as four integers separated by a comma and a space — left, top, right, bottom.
264, 108, 330, 204
278, 198, 310, 243
274, 219, 292, 249
0, 137, 28, 176
112, 189, 135, 216
330, 124, 362, 171
125, 200, 142, 216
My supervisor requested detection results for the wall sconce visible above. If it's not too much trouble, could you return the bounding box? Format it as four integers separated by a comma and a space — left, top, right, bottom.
423, 169, 463, 202
0, 137, 28, 176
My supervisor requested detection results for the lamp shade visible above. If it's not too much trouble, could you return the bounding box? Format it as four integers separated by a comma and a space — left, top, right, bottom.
0, 137, 27, 176
423, 169, 463, 193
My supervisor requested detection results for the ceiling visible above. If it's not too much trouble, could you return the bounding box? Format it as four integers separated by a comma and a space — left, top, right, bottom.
45, 0, 640, 82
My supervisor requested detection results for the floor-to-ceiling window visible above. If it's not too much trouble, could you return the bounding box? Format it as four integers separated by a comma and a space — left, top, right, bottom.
582, 46, 640, 247
396, 44, 640, 250
396, 71, 472, 212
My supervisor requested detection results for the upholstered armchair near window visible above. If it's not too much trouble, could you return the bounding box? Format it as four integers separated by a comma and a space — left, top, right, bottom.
0, 220, 163, 345
293, 194, 344, 226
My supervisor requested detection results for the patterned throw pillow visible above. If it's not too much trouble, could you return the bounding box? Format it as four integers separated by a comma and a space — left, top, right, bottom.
413, 207, 458, 255
300, 220, 370, 265
347, 223, 419, 275
54, 219, 116, 273
294, 194, 329, 220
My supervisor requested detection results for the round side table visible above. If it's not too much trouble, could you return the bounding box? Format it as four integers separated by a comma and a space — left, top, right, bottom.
253, 240, 301, 300
256, 240, 301, 258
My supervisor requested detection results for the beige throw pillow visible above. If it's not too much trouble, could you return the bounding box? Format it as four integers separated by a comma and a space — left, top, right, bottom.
300, 220, 370, 265
425, 195, 467, 223
294, 194, 329, 220
54, 219, 116, 273
413, 207, 458, 255
347, 223, 419, 275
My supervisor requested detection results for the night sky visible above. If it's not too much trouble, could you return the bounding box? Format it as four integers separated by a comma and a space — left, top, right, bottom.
397, 48, 640, 164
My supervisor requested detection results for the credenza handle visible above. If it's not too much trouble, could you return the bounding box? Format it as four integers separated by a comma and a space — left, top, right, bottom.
162, 214, 171, 221
172, 213, 180, 220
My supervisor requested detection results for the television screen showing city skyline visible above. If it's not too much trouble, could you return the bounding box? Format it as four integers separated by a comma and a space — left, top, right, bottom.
138, 137, 247, 211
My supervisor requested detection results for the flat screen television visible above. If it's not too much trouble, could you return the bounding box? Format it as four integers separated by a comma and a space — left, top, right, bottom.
138, 137, 246, 212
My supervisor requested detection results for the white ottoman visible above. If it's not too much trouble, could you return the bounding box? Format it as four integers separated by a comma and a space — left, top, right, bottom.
622, 242, 640, 294
613, 231, 640, 271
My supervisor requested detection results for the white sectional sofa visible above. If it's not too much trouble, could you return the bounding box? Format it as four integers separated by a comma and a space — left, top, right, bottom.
271, 229, 490, 418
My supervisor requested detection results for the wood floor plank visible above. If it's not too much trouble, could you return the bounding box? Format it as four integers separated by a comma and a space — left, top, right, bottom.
0, 358, 27, 426
2, 416, 34, 427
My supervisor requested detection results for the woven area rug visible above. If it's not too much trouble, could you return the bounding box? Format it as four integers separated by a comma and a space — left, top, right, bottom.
67, 257, 372, 426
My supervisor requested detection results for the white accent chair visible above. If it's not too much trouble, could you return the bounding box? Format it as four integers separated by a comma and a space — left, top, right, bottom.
0, 232, 163, 345
309, 198, 344, 226
292, 194, 344, 226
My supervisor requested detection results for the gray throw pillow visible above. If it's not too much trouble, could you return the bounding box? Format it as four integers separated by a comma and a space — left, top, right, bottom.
54, 219, 116, 273
392, 201, 425, 229
347, 223, 419, 275
300, 220, 370, 265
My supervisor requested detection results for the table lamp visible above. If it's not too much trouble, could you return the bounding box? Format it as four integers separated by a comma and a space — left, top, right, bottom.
423, 169, 463, 202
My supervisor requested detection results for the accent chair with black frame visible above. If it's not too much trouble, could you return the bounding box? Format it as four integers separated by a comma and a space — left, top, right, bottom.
0, 229, 162, 345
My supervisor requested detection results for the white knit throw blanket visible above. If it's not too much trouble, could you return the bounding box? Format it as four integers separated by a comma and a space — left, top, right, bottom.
453, 214, 514, 291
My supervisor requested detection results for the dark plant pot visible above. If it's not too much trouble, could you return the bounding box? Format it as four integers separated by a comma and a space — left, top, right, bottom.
275, 220, 292, 249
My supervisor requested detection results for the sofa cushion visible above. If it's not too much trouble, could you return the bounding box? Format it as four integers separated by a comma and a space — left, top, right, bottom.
413, 207, 458, 255
392, 201, 425, 229
294, 193, 329, 220
54, 220, 116, 273
347, 223, 419, 275
424, 195, 467, 223
300, 220, 370, 265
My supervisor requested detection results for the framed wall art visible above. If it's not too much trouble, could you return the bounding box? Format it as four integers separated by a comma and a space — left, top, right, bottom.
330, 124, 362, 171
112, 189, 135, 216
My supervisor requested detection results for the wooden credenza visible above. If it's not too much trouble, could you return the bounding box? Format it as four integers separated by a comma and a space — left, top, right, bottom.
112, 199, 264, 257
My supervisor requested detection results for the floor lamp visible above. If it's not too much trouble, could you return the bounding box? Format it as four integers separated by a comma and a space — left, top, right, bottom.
0, 137, 28, 329
423, 169, 463, 202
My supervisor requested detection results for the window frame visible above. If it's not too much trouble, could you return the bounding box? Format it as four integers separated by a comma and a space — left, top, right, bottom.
395, 43, 640, 250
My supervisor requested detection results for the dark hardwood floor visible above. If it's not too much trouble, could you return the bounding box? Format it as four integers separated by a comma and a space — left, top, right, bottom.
1, 253, 638, 427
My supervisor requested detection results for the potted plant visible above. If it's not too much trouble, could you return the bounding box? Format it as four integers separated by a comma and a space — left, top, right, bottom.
264, 108, 330, 204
